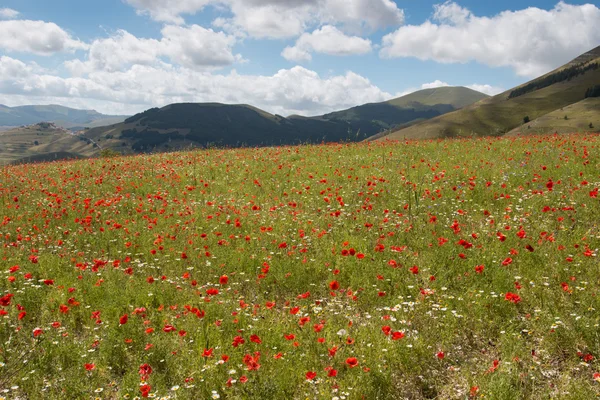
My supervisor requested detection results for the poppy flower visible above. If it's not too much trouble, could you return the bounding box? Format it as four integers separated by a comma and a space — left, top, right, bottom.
84, 363, 95, 371
505, 292, 522, 304
250, 334, 262, 344
140, 384, 151, 398
346, 357, 359, 368
119, 314, 128, 325
305, 371, 317, 380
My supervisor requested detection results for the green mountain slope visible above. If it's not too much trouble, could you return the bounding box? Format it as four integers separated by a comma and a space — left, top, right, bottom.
84, 103, 354, 153
0, 104, 128, 129
379, 45, 600, 140
506, 97, 600, 135
317, 86, 488, 135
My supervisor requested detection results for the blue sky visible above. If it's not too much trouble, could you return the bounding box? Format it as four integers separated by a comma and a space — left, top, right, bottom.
0, 0, 598, 116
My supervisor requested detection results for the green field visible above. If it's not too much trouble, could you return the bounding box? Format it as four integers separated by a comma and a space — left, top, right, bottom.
1, 135, 600, 399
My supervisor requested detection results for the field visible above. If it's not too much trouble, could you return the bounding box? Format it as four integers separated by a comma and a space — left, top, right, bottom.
1, 134, 600, 399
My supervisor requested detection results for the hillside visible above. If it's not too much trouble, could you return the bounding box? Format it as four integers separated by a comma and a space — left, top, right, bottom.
379, 45, 600, 140
84, 87, 486, 153
0, 104, 128, 130
506, 97, 600, 136
0, 123, 97, 165
83, 103, 355, 152
317, 86, 488, 135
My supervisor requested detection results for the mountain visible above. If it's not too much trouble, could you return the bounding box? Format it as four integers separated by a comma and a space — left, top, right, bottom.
316, 86, 488, 136
0, 87, 486, 163
82, 87, 486, 153
377, 45, 600, 140
0, 104, 128, 129
83, 103, 354, 153
0, 123, 97, 165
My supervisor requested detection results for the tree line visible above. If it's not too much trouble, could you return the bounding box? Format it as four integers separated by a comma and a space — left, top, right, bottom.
509, 62, 599, 99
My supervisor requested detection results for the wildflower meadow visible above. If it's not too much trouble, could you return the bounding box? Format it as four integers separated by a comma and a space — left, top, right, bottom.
1, 134, 600, 399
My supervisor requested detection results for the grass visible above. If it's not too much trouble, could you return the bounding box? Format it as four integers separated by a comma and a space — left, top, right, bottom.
1, 134, 600, 399
507, 98, 600, 135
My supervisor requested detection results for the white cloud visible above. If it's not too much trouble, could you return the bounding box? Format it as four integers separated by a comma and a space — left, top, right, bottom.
0, 8, 19, 19
1, 56, 393, 116
66, 30, 161, 74
421, 80, 449, 89
160, 25, 242, 68
466, 84, 503, 96
282, 25, 372, 62
126, 0, 404, 38
65, 25, 241, 74
124, 0, 213, 24
320, 0, 404, 31
380, 1, 600, 77
0, 20, 88, 55
432, 1, 470, 25
281, 46, 312, 63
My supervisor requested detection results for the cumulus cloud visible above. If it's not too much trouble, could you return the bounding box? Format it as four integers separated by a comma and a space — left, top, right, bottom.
282, 25, 372, 62
1, 56, 393, 116
466, 84, 504, 96
124, 0, 213, 24
0, 8, 19, 19
161, 25, 242, 68
421, 80, 449, 89
65, 25, 241, 75
126, 0, 404, 38
380, 1, 600, 77
0, 20, 88, 55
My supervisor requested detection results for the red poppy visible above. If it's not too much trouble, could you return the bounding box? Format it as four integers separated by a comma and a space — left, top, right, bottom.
305, 371, 317, 380
119, 314, 128, 325
140, 384, 151, 398
505, 292, 522, 304
250, 334, 262, 344
84, 363, 95, 371
346, 357, 359, 368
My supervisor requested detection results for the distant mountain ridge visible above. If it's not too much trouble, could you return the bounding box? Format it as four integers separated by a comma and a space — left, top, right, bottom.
0, 86, 488, 164
315, 86, 488, 136
0, 104, 128, 129
80, 86, 487, 153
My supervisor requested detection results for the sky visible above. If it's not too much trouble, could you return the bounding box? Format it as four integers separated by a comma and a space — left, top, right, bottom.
0, 0, 599, 117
